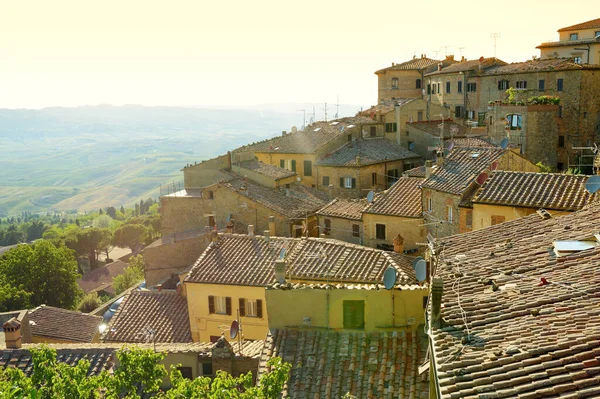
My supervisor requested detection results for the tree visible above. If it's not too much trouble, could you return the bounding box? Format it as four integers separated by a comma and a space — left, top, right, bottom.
77, 292, 104, 313
92, 214, 112, 229
113, 256, 144, 294
113, 224, 148, 251
104, 346, 166, 398
0, 241, 83, 310
106, 206, 117, 219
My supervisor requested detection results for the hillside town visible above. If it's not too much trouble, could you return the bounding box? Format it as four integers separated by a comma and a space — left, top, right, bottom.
2, 17, 600, 398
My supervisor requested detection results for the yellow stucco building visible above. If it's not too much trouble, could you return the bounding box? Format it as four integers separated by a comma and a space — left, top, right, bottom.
537, 18, 600, 65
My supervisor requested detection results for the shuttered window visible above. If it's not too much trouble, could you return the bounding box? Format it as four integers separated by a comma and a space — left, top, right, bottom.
208, 296, 215, 314
491, 215, 505, 226
239, 298, 246, 317
304, 160, 312, 176
257, 299, 263, 318
210, 296, 231, 315
280, 159, 285, 168
343, 300, 365, 329
291, 160, 296, 172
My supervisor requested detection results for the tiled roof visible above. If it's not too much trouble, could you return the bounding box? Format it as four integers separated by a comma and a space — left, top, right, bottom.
185, 235, 419, 286
359, 98, 416, 115
316, 198, 369, 221
452, 137, 498, 148
364, 177, 423, 218
28, 305, 102, 343
429, 201, 600, 399
103, 291, 192, 343
77, 260, 129, 295
403, 165, 427, 178
421, 147, 504, 195
483, 58, 600, 75
316, 138, 420, 167
375, 57, 440, 74
258, 329, 428, 399
267, 282, 426, 291
536, 38, 600, 49
216, 177, 328, 219
557, 18, 600, 32
335, 115, 381, 125
234, 120, 354, 154
232, 159, 296, 180
407, 120, 469, 138
473, 171, 595, 211
425, 57, 507, 76
0, 347, 114, 376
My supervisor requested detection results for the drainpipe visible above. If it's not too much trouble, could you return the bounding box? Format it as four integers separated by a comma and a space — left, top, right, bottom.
395, 103, 402, 146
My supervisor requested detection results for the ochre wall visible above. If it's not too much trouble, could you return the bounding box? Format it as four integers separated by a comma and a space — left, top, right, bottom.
472, 203, 571, 230
318, 216, 363, 245
362, 213, 425, 254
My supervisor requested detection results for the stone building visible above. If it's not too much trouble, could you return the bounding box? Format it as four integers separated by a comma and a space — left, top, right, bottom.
537, 18, 600, 65
316, 198, 369, 245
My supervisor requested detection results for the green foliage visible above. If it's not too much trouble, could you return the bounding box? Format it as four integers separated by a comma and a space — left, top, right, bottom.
566, 167, 583, 175
0, 282, 32, 312
104, 346, 166, 398
0, 241, 82, 310
92, 214, 113, 229
527, 95, 561, 105
113, 224, 148, 250
77, 292, 105, 313
535, 162, 552, 173
113, 256, 145, 294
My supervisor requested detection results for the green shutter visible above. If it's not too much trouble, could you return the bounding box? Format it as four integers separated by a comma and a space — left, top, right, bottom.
280, 159, 285, 168
343, 300, 365, 329
291, 160, 296, 172
340, 177, 344, 188
351, 178, 356, 188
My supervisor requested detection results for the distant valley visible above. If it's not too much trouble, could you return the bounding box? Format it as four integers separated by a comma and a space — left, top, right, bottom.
0, 104, 361, 216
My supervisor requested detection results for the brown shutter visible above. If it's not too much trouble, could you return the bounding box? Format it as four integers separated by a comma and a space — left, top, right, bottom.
340, 177, 344, 188
257, 299, 263, 318
351, 178, 356, 188
208, 296, 215, 314
226, 297, 232, 315
239, 298, 246, 317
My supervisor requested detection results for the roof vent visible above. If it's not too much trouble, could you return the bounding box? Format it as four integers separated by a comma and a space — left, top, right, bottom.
536, 209, 552, 219
553, 238, 599, 257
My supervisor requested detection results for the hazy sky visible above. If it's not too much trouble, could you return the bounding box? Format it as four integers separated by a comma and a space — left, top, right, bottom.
0, 0, 595, 109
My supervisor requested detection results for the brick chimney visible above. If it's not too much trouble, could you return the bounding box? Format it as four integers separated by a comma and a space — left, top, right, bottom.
248, 225, 254, 236
274, 259, 286, 284
210, 228, 219, 244
264, 230, 270, 243
393, 234, 404, 254
268, 216, 276, 236
425, 160, 433, 178
3, 318, 22, 349
431, 278, 444, 327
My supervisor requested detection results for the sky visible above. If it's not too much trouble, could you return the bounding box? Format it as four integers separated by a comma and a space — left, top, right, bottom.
0, 0, 595, 110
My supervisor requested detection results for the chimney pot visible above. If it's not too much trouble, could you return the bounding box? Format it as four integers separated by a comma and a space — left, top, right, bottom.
248, 225, 254, 236
226, 219, 234, 234
393, 234, 405, 254
268, 216, 276, 236
211, 228, 219, 243
274, 259, 286, 284
425, 160, 433, 178
264, 230, 270, 243
3, 318, 22, 349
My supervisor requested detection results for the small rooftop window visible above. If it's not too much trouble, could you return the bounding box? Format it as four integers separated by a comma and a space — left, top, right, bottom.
470, 152, 480, 158
330, 122, 339, 125
347, 124, 355, 128
553, 235, 600, 256
314, 128, 321, 132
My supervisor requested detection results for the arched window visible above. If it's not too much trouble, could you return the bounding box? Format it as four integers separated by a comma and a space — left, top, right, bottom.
391, 78, 398, 90
416, 79, 422, 89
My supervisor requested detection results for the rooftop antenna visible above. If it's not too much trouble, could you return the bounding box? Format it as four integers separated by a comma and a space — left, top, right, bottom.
458, 47, 465, 57
312, 106, 316, 123
490, 33, 501, 58
323, 102, 328, 122
434, 49, 440, 59
441, 45, 451, 56
334, 95, 340, 119
367, 191, 375, 203
585, 175, 600, 194
298, 109, 306, 130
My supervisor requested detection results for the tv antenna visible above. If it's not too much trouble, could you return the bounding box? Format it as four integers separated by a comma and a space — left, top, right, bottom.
490, 33, 501, 58
323, 102, 328, 122
334, 95, 340, 119
298, 109, 306, 130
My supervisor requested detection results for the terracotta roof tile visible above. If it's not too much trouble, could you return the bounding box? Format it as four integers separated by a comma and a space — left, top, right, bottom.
258, 329, 429, 398
429, 202, 600, 398
425, 58, 507, 76
0, 347, 114, 376
375, 57, 440, 74
452, 137, 498, 148
77, 260, 129, 295
316, 138, 420, 167
104, 291, 192, 343
364, 177, 422, 218
233, 160, 296, 180
28, 306, 102, 343
557, 18, 600, 32
421, 147, 504, 195
482, 58, 600, 75
473, 171, 596, 211
407, 120, 469, 137
185, 235, 418, 286
359, 98, 416, 115
536, 38, 600, 49
316, 198, 369, 221
403, 165, 426, 178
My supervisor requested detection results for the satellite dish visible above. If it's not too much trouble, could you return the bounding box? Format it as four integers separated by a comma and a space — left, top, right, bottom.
412, 257, 424, 270
500, 138, 509, 150
383, 267, 397, 290
367, 191, 375, 203
476, 172, 489, 185
446, 140, 455, 151
226, 214, 231, 222
585, 175, 600, 194
230, 320, 239, 339
278, 248, 286, 259
408, 142, 416, 151
339, 126, 345, 132
415, 259, 427, 282
490, 161, 499, 171
443, 149, 450, 157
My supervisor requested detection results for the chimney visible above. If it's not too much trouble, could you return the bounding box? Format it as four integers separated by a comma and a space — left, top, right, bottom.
437, 63, 443, 72
282, 130, 287, 136
268, 216, 276, 236
431, 278, 444, 327
211, 228, 219, 243
226, 218, 234, 234
461, 56, 465, 62
264, 230, 270, 243
394, 103, 401, 145
436, 152, 444, 167
248, 225, 254, 236
393, 234, 404, 254
3, 318, 22, 349
274, 259, 286, 284
328, 184, 334, 201
356, 156, 361, 166
425, 160, 433, 178
157, 284, 162, 292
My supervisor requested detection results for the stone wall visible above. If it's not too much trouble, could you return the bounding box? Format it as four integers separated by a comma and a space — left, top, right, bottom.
422, 188, 462, 238
318, 216, 363, 245
362, 213, 425, 253
377, 69, 423, 103
183, 153, 232, 190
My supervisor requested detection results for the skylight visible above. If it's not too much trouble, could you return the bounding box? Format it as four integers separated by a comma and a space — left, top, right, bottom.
553, 236, 600, 256
314, 128, 321, 132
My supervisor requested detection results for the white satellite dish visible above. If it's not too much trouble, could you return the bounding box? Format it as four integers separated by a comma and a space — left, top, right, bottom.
367, 191, 375, 203
415, 259, 427, 282
500, 138, 509, 150
411, 257, 424, 270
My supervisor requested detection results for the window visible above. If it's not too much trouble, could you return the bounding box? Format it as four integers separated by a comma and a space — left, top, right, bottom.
323, 176, 330, 187
347, 134, 352, 142
417, 111, 423, 121
558, 106, 563, 118
574, 56, 582, 64
340, 177, 356, 188
437, 83, 441, 94
432, 84, 436, 94
385, 123, 397, 133
458, 81, 463, 93
478, 112, 487, 126
454, 105, 462, 118
498, 80, 509, 90
279, 159, 285, 168
208, 296, 231, 315
427, 197, 432, 212
303, 160, 312, 176
466, 82, 477, 92
559, 135, 565, 147
465, 209, 473, 228
370, 126, 376, 137
206, 190, 214, 200
352, 224, 360, 238
584, 112, 588, 118
178, 367, 193, 379
557, 78, 564, 91
376, 224, 386, 240
557, 162, 564, 170
447, 206, 453, 223
596, 31, 600, 38
208, 215, 216, 228
491, 215, 505, 225
427, 84, 431, 94
516, 80, 527, 89
387, 169, 399, 185
291, 160, 296, 172
416, 79, 422, 89
202, 362, 213, 376
324, 218, 331, 234
343, 300, 365, 329
467, 110, 475, 120
391, 78, 398, 90
506, 114, 522, 130
371, 172, 377, 185
239, 298, 263, 318
446, 81, 451, 94
539, 79, 545, 91
570, 33, 578, 41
